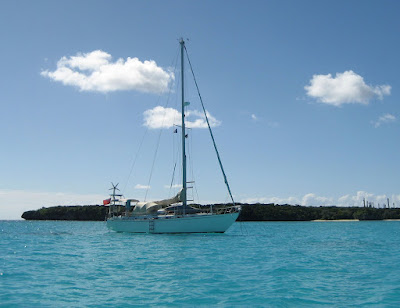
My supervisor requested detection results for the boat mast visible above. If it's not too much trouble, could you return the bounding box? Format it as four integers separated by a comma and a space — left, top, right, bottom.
180, 38, 187, 209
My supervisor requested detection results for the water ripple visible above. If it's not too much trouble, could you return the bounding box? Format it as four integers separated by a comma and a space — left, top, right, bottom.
1, 220, 400, 306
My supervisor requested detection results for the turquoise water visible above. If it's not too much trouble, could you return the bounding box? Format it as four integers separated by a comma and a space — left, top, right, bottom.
1, 221, 400, 307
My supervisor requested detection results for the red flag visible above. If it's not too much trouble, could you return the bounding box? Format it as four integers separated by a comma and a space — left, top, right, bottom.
103, 198, 111, 205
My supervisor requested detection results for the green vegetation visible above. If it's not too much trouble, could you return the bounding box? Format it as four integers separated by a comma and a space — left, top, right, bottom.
237, 203, 400, 221
21, 203, 400, 221
21, 205, 107, 221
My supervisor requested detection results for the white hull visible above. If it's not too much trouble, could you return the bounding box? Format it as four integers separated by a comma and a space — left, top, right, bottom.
107, 212, 239, 234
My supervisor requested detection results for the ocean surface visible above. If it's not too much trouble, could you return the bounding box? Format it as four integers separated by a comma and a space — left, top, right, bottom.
1, 220, 400, 307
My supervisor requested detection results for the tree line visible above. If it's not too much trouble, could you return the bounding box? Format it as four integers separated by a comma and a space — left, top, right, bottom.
21, 203, 400, 221
236, 203, 400, 221
22, 205, 107, 221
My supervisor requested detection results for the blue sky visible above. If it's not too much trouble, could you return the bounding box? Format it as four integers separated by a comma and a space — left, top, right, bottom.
1, 0, 399, 219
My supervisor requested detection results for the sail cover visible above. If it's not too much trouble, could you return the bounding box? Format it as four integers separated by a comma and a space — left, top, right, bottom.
133, 189, 183, 214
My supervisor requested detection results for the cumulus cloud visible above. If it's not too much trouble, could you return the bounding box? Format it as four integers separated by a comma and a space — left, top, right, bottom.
240, 196, 301, 205
337, 191, 373, 207
240, 191, 400, 208
301, 193, 333, 206
134, 184, 150, 189
41, 50, 174, 94
371, 113, 396, 128
337, 191, 400, 207
305, 70, 391, 106
241, 194, 333, 206
143, 106, 221, 129
240, 197, 269, 204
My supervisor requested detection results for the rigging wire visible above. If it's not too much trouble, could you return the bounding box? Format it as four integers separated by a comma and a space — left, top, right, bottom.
144, 46, 180, 201
169, 126, 177, 195
183, 45, 236, 206
169, 161, 177, 190
122, 127, 149, 194
123, 84, 165, 198
187, 127, 200, 203
168, 125, 182, 196
144, 124, 162, 201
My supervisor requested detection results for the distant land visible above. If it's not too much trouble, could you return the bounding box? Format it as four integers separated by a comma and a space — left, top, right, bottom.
21, 204, 400, 221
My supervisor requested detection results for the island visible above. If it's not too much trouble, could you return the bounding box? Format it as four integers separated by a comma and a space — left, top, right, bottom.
22, 205, 107, 221
21, 203, 400, 221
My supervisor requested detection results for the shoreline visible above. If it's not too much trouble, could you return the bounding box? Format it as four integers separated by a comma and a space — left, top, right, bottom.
313, 219, 400, 222
20, 204, 400, 222
312, 219, 359, 222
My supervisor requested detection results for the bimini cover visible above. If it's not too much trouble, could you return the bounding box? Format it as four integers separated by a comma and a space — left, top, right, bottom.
132, 189, 183, 215
133, 202, 159, 215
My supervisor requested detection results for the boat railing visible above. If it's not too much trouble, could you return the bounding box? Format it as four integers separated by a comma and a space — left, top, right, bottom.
107, 204, 241, 219
214, 205, 241, 215
191, 205, 241, 215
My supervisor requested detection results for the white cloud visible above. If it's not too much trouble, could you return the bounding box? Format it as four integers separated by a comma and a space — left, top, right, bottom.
334, 191, 400, 208
0, 189, 104, 220
134, 184, 150, 189
301, 193, 333, 206
265, 191, 399, 207
240, 196, 301, 205
240, 197, 268, 204
371, 113, 396, 128
284, 196, 301, 204
337, 191, 387, 207
269, 196, 301, 205
186, 110, 221, 128
237, 191, 400, 208
143, 106, 179, 129
337, 194, 358, 206
305, 70, 391, 106
164, 184, 182, 189
392, 195, 400, 205
41, 50, 174, 94
248, 113, 279, 128
143, 106, 221, 129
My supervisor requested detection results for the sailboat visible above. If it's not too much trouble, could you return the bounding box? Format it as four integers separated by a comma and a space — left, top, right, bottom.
106, 39, 241, 233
